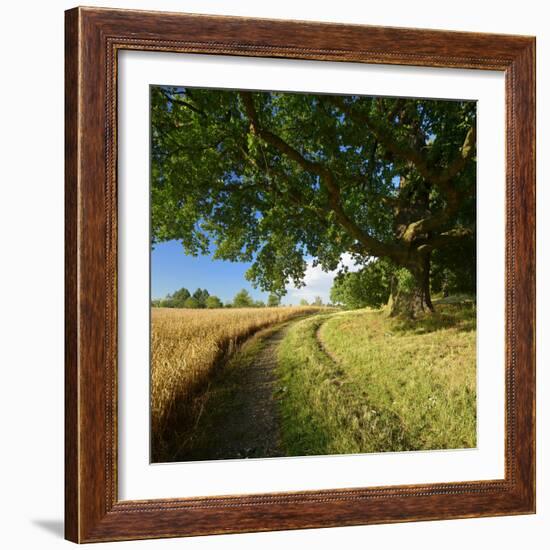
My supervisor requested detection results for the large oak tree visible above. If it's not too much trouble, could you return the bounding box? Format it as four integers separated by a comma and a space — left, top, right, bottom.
151, 86, 476, 316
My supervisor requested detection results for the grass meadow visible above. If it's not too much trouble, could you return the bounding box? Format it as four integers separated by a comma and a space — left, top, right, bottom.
277, 303, 476, 456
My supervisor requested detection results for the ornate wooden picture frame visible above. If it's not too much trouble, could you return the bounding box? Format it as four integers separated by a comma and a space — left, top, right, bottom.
65, 6, 535, 543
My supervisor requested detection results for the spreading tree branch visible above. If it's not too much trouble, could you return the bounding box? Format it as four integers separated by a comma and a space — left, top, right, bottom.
328, 96, 476, 193
327, 96, 476, 246
415, 226, 474, 253
399, 127, 476, 243
159, 89, 207, 118
327, 96, 434, 183
239, 91, 402, 261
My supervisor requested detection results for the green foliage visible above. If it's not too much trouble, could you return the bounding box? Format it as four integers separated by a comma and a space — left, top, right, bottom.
151, 86, 476, 297
299, 299, 309, 306
330, 259, 394, 309
205, 295, 223, 308
183, 296, 201, 309
161, 287, 190, 308
394, 267, 417, 294
430, 237, 476, 295
312, 296, 323, 306
192, 288, 210, 308
267, 294, 281, 307
160, 287, 217, 308
156, 287, 273, 309
233, 289, 254, 308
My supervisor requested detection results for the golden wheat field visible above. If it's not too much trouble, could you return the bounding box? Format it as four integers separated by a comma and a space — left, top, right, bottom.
151, 306, 322, 450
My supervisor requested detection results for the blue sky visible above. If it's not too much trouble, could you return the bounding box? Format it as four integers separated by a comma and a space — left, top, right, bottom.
151, 240, 270, 304
151, 240, 361, 305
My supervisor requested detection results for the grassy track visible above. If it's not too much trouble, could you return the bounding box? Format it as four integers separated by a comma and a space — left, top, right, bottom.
170, 321, 296, 462
151, 306, 324, 461
277, 303, 476, 456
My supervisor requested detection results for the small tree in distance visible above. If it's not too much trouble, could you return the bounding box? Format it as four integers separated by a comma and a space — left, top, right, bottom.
267, 294, 280, 307
192, 288, 210, 308
205, 295, 223, 308
233, 289, 254, 308
312, 296, 323, 306
162, 287, 190, 308
299, 298, 309, 306
183, 296, 201, 309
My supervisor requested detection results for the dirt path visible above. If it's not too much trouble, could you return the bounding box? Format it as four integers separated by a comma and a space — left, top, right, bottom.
177, 322, 294, 461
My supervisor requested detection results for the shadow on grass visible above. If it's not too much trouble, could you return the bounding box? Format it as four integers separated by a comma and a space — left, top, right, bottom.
391, 302, 476, 335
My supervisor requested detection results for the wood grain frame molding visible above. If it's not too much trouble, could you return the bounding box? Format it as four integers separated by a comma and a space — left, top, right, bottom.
65, 6, 536, 543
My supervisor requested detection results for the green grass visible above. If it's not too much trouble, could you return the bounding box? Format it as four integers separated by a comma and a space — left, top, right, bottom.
276, 303, 476, 456
166, 317, 312, 461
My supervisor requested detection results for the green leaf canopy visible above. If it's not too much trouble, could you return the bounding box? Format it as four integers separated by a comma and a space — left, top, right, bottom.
151, 86, 476, 296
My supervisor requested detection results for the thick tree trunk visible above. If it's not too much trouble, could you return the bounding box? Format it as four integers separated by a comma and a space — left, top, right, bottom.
388, 255, 434, 318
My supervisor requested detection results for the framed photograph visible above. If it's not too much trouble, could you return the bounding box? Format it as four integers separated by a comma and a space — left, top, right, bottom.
65, 6, 535, 543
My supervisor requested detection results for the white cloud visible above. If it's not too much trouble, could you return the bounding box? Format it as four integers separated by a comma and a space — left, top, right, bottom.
281, 253, 362, 305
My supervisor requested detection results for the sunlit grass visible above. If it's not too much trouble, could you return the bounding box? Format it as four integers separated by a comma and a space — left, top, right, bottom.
277, 304, 476, 456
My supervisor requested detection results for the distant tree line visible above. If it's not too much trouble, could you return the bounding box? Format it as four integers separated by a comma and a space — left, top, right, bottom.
152, 287, 284, 309
299, 296, 324, 307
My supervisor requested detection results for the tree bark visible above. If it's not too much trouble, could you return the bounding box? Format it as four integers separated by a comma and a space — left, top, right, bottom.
388, 255, 434, 318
